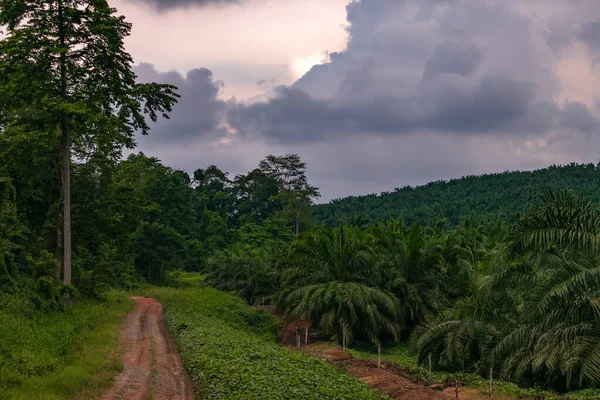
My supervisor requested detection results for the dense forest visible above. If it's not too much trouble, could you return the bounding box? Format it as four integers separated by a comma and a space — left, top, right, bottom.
0, 150, 318, 294
314, 163, 600, 227
3, 0, 600, 397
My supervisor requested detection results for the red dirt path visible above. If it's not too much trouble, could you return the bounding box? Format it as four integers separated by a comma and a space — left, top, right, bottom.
100, 297, 193, 400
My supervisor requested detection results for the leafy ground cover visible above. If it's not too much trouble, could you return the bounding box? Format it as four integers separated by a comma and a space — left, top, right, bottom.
0, 291, 133, 399
140, 286, 389, 400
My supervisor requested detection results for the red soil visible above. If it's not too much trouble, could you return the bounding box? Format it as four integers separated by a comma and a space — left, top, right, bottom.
301, 344, 511, 400
100, 297, 193, 400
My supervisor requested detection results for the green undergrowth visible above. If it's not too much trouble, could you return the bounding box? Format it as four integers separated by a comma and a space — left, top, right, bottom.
349, 343, 600, 400
0, 289, 133, 399
139, 286, 389, 400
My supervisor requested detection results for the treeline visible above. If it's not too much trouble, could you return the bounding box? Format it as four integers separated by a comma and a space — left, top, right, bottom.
0, 150, 318, 298
206, 191, 600, 392
314, 163, 600, 227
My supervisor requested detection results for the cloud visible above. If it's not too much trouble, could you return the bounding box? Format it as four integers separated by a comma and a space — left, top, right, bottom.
134, 63, 228, 146
422, 42, 482, 82
559, 101, 600, 134
127, 0, 241, 12
579, 21, 600, 52
226, 0, 600, 143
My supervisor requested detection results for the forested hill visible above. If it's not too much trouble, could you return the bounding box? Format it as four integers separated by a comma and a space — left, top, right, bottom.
313, 163, 600, 227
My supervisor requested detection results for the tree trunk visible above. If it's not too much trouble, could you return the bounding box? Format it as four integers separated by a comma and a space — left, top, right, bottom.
58, 0, 72, 287
160, 259, 164, 283
377, 343, 381, 368
61, 125, 71, 286
148, 260, 151, 283
55, 174, 63, 280
342, 332, 346, 352
295, 211, 300, 237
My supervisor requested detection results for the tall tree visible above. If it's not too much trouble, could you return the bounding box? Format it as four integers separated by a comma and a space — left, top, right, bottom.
0, 0, 179, 286
258, 154, 319, 236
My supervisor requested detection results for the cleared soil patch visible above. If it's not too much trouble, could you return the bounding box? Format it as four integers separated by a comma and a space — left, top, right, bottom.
101, 297, 193, 400
301, 344, 512, 400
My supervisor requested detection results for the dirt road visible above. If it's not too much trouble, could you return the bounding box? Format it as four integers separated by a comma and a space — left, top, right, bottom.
101, 297, 193, 400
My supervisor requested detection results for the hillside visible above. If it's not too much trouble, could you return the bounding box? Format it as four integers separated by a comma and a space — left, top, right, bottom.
313, 163, 600, 227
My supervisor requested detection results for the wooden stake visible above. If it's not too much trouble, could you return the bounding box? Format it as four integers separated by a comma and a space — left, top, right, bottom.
428, 353, 432, 373
455, 375, 459, 400
489, 367, 493, 398
377, 343, 381, 368
305, 326, 309, 346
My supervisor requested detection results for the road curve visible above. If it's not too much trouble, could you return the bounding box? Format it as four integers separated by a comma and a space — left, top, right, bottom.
101, 297, 193, 400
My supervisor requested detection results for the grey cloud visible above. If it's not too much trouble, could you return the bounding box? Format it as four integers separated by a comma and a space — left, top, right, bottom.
127, 0, 241, 11
423, 75, 536, 133
139, 0, 600, 147
422, 42, 482, 82
579, 21, 600, 52
257, 79, 276, 86
228, 72, 595, 143
559, 101, 600, 134
134, 63, 227, 145
227, 0, 600, 144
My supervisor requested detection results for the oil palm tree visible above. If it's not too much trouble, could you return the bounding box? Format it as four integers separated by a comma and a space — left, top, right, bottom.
369, 224, 447, 334
412, 249, 516, 374
281, 226, 401, 350
206, 245, 278, 304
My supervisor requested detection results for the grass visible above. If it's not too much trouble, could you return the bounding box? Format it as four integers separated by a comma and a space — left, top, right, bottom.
137, 285, 389, 400
0, 290, 133, 400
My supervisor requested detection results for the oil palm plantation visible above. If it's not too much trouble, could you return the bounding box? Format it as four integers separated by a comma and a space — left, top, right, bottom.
492, 190, 600, 389
369, 223, 447, 335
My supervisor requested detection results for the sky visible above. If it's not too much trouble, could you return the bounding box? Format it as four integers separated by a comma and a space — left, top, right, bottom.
114, 0, 600, 201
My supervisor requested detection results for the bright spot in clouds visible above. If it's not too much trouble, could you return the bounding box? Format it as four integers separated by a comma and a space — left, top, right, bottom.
291, 52, 328, 80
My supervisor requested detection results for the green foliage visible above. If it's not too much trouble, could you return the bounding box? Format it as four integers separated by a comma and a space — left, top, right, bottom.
0, 290, 133, 399
0, 0, 179, 161
205, 244, 279, 304
259, 154, 320, 235
140, 286, 388, 400
0, 177, 22, 284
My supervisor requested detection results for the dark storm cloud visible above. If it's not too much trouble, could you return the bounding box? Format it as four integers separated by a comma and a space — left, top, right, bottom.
224, 0, 600, 144
227, 72, 598, 144
423, 74, 536, 133
134, 63, 227, 145
136, 0, 600, 148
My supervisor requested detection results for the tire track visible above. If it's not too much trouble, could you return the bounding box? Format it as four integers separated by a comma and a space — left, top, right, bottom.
101, 297, 193, 400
